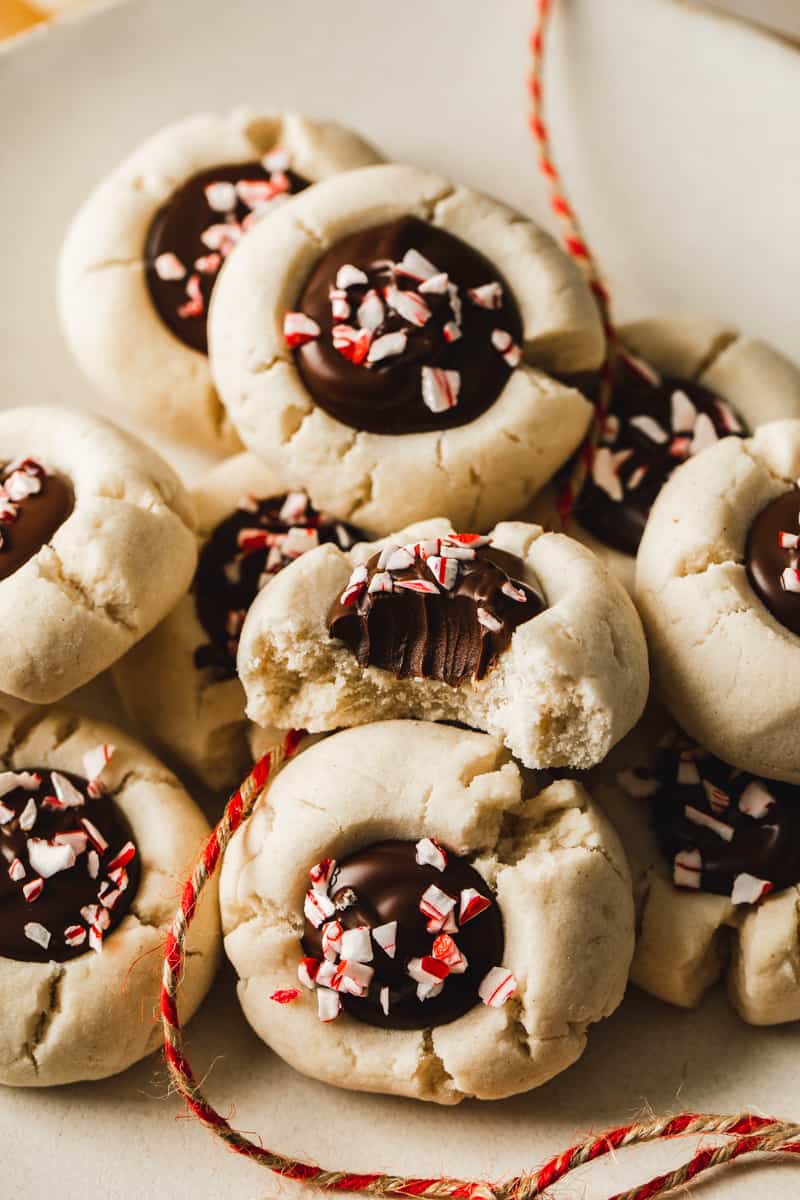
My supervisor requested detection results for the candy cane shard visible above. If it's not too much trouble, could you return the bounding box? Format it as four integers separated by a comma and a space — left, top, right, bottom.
339, 926, 373, 964
0, 771, 40, 800
371, 921, 398, 959
478, 966, 517, 1008
739, 781, 775, 819
27, 838, 77, 878
459, 888, 491, 924
731, 873, 773, 906
421, 366, 461, 413
684, 804, 734, 842
24, 921, 51, 950
415, 837, 448, 872
673, 848, 702, 889
304, 889, 336, 929
283, 312, 321, 348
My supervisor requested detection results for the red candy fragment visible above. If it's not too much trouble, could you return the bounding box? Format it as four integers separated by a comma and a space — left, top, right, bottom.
459, 888, 491, 924
283, 312, 321, 348
270, 988, 301, 1005
478, 966, 516, 1008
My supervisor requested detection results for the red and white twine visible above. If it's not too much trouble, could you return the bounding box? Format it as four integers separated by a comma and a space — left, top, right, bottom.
160, 3, 800, 1195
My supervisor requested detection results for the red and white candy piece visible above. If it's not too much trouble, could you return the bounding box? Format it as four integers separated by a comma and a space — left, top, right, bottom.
304, 888, 336, 929
421, 366, 460, 413
781, 567, 800, 594
432, 934, 468, 974
83, 743, 115, 795
419, 883, 456, 927
418, 271, 449, 295
339, 926, 373, 964
88, 923, 104, 954
368, 571, 394, 594
731, 873, 773, 906
80, 817, 108, 854
8, 858, 25, 882
0, 770, 40, 799
384, 545, 415, 571
407, 955, 450, 987
107, 842, 136, 873
329, 288, 351, 321
779, 530, 800, 549
333, 323, 373, 365
178, 273, 204, 319
237, 179, 278, 209
263, 145, 290, 174
297, 957, 320, 989
24, 921, 51, 950
442, 321, 462, 344
684, 804, 734, 842
425, 555, 458, 589
5, 470, 42, 501
415, 837, 447, 872
395, 248, 438, 282
468, 282, 503, 309
194, 252, 222, 276
53, 830, 88, 856
283, 312, 321, 348
459, 888, 491, 925
153, 252, 186, 282
283, 527, 319, 557
356, 289, 384, 331
309, 857, 336, 893
317, 989, 341, 1022
0, 800, 14, 824
200, 223, 241, 253
592, 447, 632, 503
87, 850, 99, 880
478, 966, 516, 1008
64, 925, 87, 948
673, 848, 702, 889
739, 780, 775, 819
340, 563, 368, 606
689, 412, 719, 455
383, 285, 431, 327
51, 772, 85, 809
702, 779, 730, 814
278, 491, 309, 524
477, 608, 503, 633
23, 878, 44, 903
490, 328, 522, 368
501, 580, 527, 603
394, 577, 439, 595
27, 838, 76, 878
446, 532, 490, 549
371, 920, 398, 959
321, 919, 343, 962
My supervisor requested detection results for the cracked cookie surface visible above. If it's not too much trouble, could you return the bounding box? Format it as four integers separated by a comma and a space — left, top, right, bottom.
219, 720, 634, 1102
0, 708, 220, 1086
58, 110, 381, 453
209, 163, 604, 534
0, 405, 197, 703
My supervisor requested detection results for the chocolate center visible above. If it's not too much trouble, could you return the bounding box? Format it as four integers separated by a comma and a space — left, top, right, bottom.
327, 535, 545, 687
0, 767, 139, 962
0, 458, 73, 582
145, 157, 310, 354
194, 492, 365, 678
302, 839, 504, 1030
573, 356, 747, 557
292, 216, 523, 435
745, 489, 800, 636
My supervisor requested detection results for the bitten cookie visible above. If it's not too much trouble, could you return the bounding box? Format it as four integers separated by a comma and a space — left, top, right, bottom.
113, 452, 365, 791
599, 721, 800, 1024
531, 317, 800, 591
58, 110, 381, 452
0, 405, 196, 703
636, 419, 800, 782
0, 708, 220, 1086
209, 163, 604, 534
220, 720, 634, 1103
237, 517, 649, 770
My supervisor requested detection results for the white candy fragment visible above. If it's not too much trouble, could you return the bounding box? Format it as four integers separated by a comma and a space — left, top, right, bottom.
383, 285, 431, 327
372, 921, 398, 959
396, 248, 438, 282
385, 546, 415, 571
368, 570, 394, 594
739, 780, 775, 819
0, 801, 14, 824
591, 447, 631, 503
421, 366, 460, 413
689, 411, 719, 455
673, 848, 702, 889
419, 884, 456, 924
83, 743, 115, 791
27, 838, 77, 879
478, 966, 517, 1008
51, 772, 85, 808
297, 958, 319, 989
317, 989, 341, 1022
339, 926, 373, 964
426, 556, 458, 589
263, 145, 290, 174
781, 567, 800, 594
379, 986, 390, 1016
684, 805, 734, 842
702, 779, 730, 813
356, 289, 384, 331
204, 181, 237, 212
154, 252, 186, 281
366, 330, 407, 364
731, 873, 773, 906
0, 771, 40, 800
283, 312, 321, 348
304, 889, 336, 929
477, 608, 503, 633
468, 282, 503, 309
418, 271, 449, 295
415, 837, 448, 872
671, 389, 697, 431
677, 758, 701, 785
490, 328, 522, 367
336, 264, 368, 290
629, 415, 669, 444
24, 922, 51, 950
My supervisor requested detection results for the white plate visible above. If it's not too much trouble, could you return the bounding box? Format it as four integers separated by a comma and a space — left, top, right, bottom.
2, 0, 800, 1196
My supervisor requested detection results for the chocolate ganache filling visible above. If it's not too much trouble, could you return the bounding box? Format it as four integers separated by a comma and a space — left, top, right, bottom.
0, 766, 139, 963
620, 737, 800, 901
301, 839, 505, 1030
290, 215, 524, 435
194, 490, 365, 678
145, 152, 310, 353
745, 488, 800, 637
0, 457, 72, 582
572, 354, 747, 557
327, 533, 545, 687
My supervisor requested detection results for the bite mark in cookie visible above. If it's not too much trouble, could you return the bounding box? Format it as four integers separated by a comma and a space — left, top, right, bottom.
299, 839, 509, 1029
327, 532, 545, 686
194, 490, 364, 677
286, 216, 523, 435
575, 352, 747, 556
0, 458, 73, 582
145, 149, 309, 353
745, 487, 800, 636
619, 736, 800, 903
0, 747, 140, 963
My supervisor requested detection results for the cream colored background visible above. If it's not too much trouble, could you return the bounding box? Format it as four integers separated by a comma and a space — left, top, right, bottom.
1, 0, 800, 1195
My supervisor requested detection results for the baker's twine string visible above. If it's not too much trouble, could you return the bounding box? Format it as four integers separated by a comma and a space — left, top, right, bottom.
160, 2, 800, 1195
160, 735, 800, 1198
528, 0, 617, 522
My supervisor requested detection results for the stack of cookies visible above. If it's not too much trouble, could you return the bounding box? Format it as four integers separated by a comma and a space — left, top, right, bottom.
2, 106, 796, 1102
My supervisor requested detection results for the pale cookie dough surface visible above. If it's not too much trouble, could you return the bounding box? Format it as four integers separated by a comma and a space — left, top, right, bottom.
528, 317, 800, 593
113, 452, 285, 791
58, 110, 382, 453
220, 720, 634, 1103
209, 163, 602, 534
596, 720, 800, 1025
0, 708, 221, 1086
237, 518, 649, 770
636, 420, 800, 782
0, 405, 196, 703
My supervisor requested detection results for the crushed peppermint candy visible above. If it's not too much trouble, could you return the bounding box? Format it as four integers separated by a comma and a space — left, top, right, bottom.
478, 966, 517, 1008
